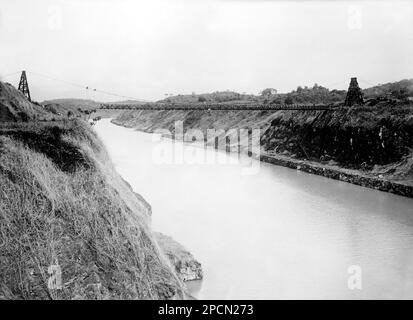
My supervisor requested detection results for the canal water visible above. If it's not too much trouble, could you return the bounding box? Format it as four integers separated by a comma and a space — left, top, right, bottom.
95, 119, 413, 299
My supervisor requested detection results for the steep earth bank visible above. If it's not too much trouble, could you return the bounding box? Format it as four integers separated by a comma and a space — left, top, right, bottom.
112, 104, 413, 197
0, 82, 201, 299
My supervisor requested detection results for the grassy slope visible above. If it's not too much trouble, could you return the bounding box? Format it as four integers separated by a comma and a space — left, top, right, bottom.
0, 82, 56, 121
0, 120, 184, 299
113, 104, 413, 186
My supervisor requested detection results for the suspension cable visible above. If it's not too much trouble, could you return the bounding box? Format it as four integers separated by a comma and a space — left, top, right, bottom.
26, 70, 143, 101
1, 71, 21, 79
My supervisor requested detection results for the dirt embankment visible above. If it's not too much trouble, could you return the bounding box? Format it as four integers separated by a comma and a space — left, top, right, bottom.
112, 104, 413, 197
0, 82, 201, 299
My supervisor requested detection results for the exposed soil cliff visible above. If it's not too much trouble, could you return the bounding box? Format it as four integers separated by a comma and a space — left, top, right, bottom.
260, 104, 413, 179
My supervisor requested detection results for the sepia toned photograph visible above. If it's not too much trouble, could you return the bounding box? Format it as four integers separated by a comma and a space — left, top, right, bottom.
1, 0, 413, 311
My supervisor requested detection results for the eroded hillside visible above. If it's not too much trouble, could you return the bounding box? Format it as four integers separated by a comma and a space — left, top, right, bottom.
0, 82, 186, 299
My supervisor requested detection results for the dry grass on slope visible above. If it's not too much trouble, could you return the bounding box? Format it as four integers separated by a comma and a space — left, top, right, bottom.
0, 82, 57, 122
0, 120, 183, 299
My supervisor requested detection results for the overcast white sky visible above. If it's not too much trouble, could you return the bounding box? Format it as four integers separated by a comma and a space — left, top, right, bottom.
1, 0, 413, 101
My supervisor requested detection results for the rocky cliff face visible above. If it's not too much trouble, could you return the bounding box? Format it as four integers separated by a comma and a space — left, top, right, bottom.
155, 233, 203, 283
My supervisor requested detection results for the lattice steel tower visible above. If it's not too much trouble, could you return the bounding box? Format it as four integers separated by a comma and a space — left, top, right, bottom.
344, 77, 363, 106
18, 70, 31, 102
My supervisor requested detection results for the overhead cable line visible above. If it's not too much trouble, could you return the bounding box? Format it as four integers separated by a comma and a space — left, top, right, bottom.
26, 70, 143, 101
1, 71, 21, 79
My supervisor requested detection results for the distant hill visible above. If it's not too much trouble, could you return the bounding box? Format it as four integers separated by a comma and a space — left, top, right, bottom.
362, 79, 413, 100
40, 99, 99, 118
158, 91, 258, 104
270, 85, 347, 105
157, 79, 413, 106
158, 87, 346, 105
41, 98, 147, 116
109, 99, 148, 105
42, 98, 100, 111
